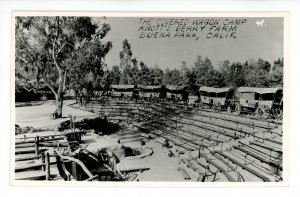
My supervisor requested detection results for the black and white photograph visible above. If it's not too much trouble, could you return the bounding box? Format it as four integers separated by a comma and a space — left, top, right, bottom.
12, 12, 288, 185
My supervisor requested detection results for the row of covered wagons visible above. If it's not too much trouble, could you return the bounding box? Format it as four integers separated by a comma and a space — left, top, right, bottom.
109, 85, 283, 119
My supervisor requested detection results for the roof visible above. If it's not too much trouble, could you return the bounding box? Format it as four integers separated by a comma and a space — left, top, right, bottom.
111, 85, 134, 89
237, 87, 282, 94
199, 86, 231, 93
166, 85, 187, 91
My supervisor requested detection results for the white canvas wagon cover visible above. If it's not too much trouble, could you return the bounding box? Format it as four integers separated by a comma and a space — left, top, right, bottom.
166, 85, 187, 91
237, 87, 282, 94
139, 85, 161, 91
199, 86, 231, 93
111, 85, 134, 90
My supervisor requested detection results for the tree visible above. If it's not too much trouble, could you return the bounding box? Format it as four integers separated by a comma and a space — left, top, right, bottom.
268, 58, 283, 87
162, 68, 183, 86
151, 65, 164, 85
16, 16, 111, 118
139, 61, 152, 85
163, 68, 173, 85
221, 60, 245, 88
181, 61, 197, 87
206, 69, 225, 87
68, 37, 112, 105
244, 58, 271, 87
109, 65, 121, 85
119, 39, 133, 84
193, 56, 215, 86
130, 58, 140, 85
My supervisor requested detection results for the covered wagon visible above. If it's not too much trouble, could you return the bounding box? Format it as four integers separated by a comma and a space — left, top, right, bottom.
166, 85, 189, 102
111, 85, 138, 99
199, 86, 235, 111
139, 85, 161, 100
235, 87, 283, 119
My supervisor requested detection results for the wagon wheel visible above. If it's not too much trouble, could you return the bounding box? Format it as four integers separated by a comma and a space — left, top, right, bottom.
199, 101, 203, 109
213, 102, 221, 111
256, 105, 270, 119
234, 103, 241, 115
226, 105, 232, 113
272, 108, 283, 120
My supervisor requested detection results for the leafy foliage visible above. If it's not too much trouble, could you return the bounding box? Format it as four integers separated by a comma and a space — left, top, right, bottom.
15, 16, 112, 116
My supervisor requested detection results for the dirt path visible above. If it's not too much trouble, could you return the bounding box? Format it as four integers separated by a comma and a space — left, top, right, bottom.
15, 100, 98, 129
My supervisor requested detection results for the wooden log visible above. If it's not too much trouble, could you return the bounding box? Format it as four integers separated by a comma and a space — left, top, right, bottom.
15, 153, 62, 162
182, 158, 204, 172
15, 147, 48, 155
85, 175, 98, 181
39, 142, 69, 148
15, 163, 46, 172
56, 155, 71, 181
15, 143, 35, 148
155, 137, 167, 144
216, 151, 274, 182
249, 141, 282, 154
15, 137, 66, 145
15, 154, 41, 161
15, 160, 71, 172
118, 166, 150, 173
253, 134, 282, 145
120, 137, 146, 143
15, 170, 56, 180
54, 149, 94, 179
71, 162, 79, 181
15, 133, 64, 140
202, 154, 237, 182
238, 141, 281, 158
41, 153, 45, 171
233, 145, 282, 170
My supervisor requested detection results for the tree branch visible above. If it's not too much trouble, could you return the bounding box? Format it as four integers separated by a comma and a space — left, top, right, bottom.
29, 20, 53, 42
52, 43, 60, 70
42, 78, 57, 97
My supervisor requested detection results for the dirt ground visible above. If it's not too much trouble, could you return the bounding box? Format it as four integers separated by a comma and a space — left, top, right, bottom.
15, 100, 97, 130
15, 101, 191, 181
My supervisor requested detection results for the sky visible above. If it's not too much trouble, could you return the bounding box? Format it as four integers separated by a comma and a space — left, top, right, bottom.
103, 17, 283, 70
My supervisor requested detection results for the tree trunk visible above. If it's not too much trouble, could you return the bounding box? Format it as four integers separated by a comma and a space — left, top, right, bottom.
54, 68, 65, 118
55, 93, 63, 118
75, 90, 78, 103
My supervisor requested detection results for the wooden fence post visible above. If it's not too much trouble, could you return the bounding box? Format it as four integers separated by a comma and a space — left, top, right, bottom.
45, 152, 50, 180
41, 152, 45, 171
35, 136, 39, 156
71, 162, 79, 181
